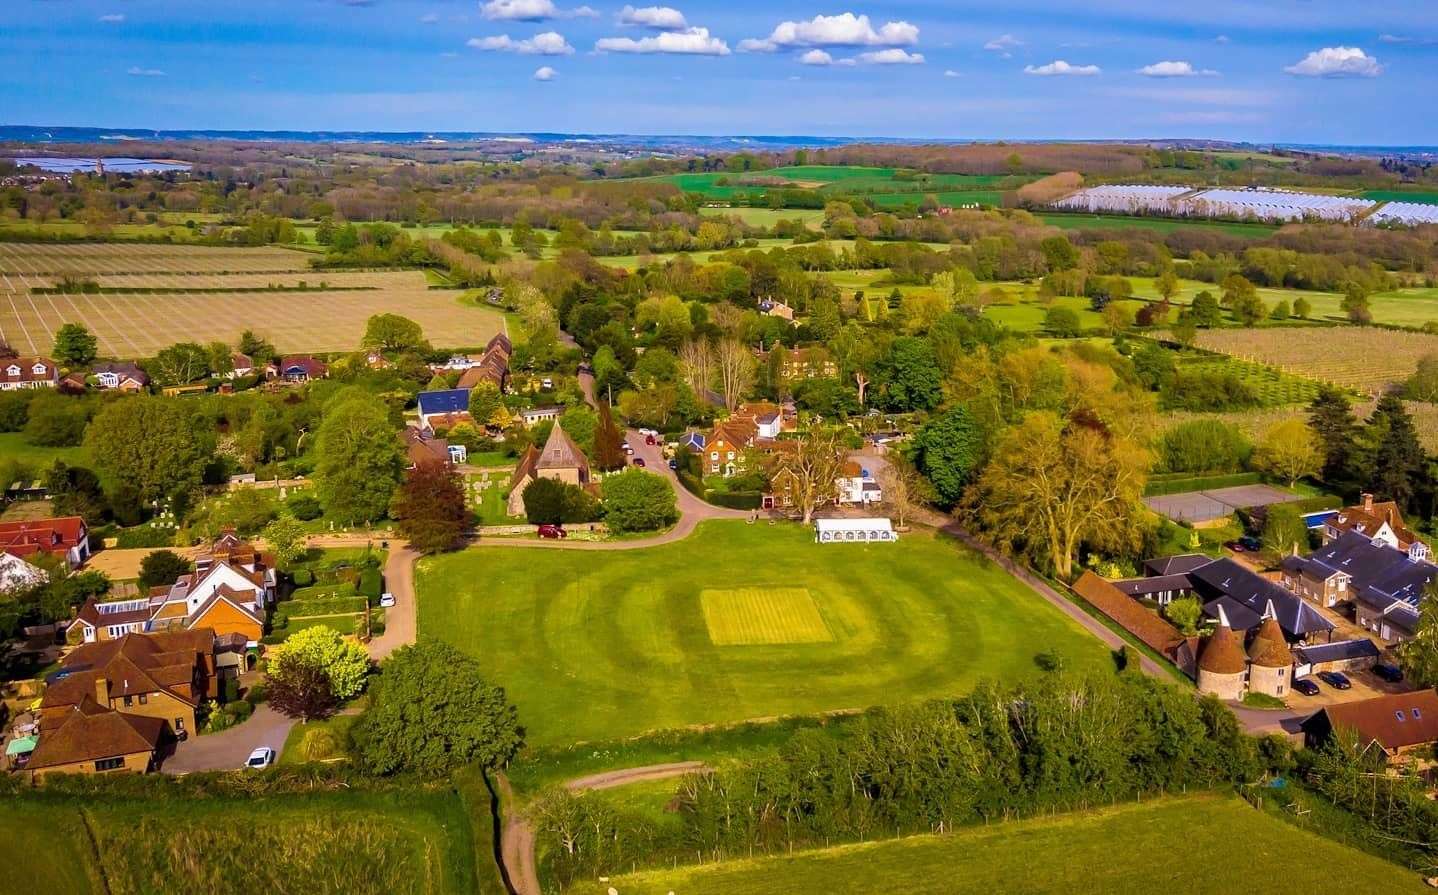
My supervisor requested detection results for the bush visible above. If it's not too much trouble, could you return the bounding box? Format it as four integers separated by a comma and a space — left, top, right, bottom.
1158, 420, 1251, 475
358, 568, 382, 600
1144, 472, 1260, 497
115, 524, 176, 548
246, 683, 268, 705
291, 569, 315, 587
707, 490, 763, 510
600, 469, 679, 533
1160, 369, 1261, 412
220, 677, 240, 704
286, 493, 323, 521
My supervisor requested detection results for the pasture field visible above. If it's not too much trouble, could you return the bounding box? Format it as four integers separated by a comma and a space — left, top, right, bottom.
572, 795, 1428, 895
868, 189, 1005, 209
416, 521, 1109, 746
0, 244, 504, 355
1191, 326, 1438, 394
637, 165, 1027, 204
697, 206, 826, 228
0, 789, 479, 895
1036, 212, 1278, 237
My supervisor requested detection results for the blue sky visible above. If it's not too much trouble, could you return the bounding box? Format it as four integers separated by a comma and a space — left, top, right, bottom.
4, 0, 1437, 143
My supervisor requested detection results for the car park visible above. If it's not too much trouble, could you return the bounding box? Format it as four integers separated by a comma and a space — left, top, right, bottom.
246, 747, 275, 770
1372, 663, 1404, 683
1292, 678, 1320, 696
1317, 670, 1352, 690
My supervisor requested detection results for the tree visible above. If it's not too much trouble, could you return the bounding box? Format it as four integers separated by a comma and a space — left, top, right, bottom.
1190, 291, 1221, 327
261, 516, 308, 569
267, 659, 336, 723
152, 341, 212, 385
1252, 419, 1321, 486
45, 462, 107, 522
522, 477, 600, 526
1158, 420, 1250, 475
882, 337, 942, 412
269, 624, 370, 702
1102, 302, 1134, 334
391, 460, 468, 553
1169, 315, 1198, 348
877, 451, 929, 530
1365, 395, 1427, 514
313, 395, 405, 524
968, 412, 1150, 579
138, 550, 190, 590
1405, 352, 1438, 402
1261, 503, 1310, 558
52, 323, 97, 368
912, 405, 985, 507
1043, 306, 1081, 338
1163, 595, 1202, 636
1340, 281, 1372, 325
467, 382, 503, 424
351, 641, 522, 776
1399, 583, 1438, 688
1308, 387, 1359, 487
1155, 269, 1181, 303
780, 426, 848, 524
601, 469, 678, 533
1230, 291, 1268, 327
1292, 296, 1312, 320
23, 391, 88, 447
362, 313, 429, 353
593, 403, 627, 472
715, 337, 755, 412
85, 397, 215, 504
678, 338, 714, 400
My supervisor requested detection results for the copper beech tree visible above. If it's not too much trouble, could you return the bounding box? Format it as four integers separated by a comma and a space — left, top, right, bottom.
390, 460, 469, 554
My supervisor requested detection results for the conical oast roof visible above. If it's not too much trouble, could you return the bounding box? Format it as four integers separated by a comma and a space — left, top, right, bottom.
1198, 622, 1247, 675
1247, 616, 1294, 668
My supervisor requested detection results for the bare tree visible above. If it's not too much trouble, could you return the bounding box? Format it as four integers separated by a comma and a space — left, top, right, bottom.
854, 370, 870, 407
878, 452, 929, 530
784, 426, 847, 524
678, 338, 714, 400
715, 338, 755, 412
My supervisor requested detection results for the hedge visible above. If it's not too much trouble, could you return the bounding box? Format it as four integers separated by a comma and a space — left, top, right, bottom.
274, 596, 368, 621
291, 569, 315, 587
1289, 495, 1344, 514
359, 568, 383, 600
707, 490, 763, 510
115, 525, 178, 548
1143, 472, 1261, 496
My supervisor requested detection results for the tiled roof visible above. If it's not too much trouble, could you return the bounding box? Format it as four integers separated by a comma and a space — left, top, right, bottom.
0, 356, 58, 385
1072, 571, 1185, 657
0, 516, 86, 559
28, 698, 166, 770
1309, 690, 1438, 752
1197, 623, 1248, 675
538, 421, 588, 471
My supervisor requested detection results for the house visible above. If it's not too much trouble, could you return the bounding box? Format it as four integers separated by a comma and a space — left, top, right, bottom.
417, 389, 472, 432
780, 347, 838, 382
30, 628, 221, 776
759, 299, 795, 322
455, 334, 513, 391
404, 426, 467, 467
0, 550, 49, 593
68, 532, 275, 647
1300, 690, 1438, 762
0, 516, 90, 568
274, 355, 327, 382
505, 421, 591, 517
0, 356, 58, 390
678, 431, 707, 453
229, 353, 254, 378
836, 461, 882, 507
92, 362, 149, 392
814, 517, 896, 544
1114, 554, 1333, 644
519, 406, 562, 427
1322, 493, 1427, 554
1281, 530, 1433, 644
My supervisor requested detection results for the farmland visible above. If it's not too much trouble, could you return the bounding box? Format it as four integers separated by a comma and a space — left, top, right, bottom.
1191, 326, 1438, 395
0, 243, 504, 355
572, 796, 1429, 895
1175, 353, 1323, 406
637, 165, 1028, 206
1362, 190, 1438, 205
1165, 398, 1438, 452
415, 521, 1109, 746
1036, 212, 1279, 238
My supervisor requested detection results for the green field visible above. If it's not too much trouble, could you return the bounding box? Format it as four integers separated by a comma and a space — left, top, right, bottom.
1363, 190, 1438, 205
1, 789, 479, 895
1037, 212, 1278, 237
416, 521, 1109, 746
638, 165, 1026, 205
574, 795, 1429, 895
697, 206, 826, 228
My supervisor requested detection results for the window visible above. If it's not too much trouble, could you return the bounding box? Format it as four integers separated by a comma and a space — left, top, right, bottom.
138, 694, 148, 705
175, 718, 185, 731
1276, 685, 1283, 695
1395, 711, 1406, 722
123, 695, 133, 707
1414, 708, 1423, 719
94, 756, 125, 772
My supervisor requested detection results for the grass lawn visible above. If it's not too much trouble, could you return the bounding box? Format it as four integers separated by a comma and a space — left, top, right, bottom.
0, 802, 102, 894
416, 521, 1110, 746
697, 206, 826, 229
0, 432, 90, 474
465, 471, 525, 525
573, 795, 1429, 895
280, 712, 359, 764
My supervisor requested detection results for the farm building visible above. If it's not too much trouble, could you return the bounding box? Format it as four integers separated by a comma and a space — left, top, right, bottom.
1301, 690, 1438, 763
814, 517, 896, 544
1292, 639, 1380, 678
1280, 531, 1433, 644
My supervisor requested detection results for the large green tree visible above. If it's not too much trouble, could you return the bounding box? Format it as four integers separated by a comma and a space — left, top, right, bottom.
882, 337, 943, 412
361, 313, 429, 353
1364, 395, 1428, 514
600, 469, 678, 533
85, 397, 215, 504
1307, 387, 1359, 488
313, 395, 405, 524
913, 405, 986, 507
1399, 583, 1438, 689
269, 624, 371, 702
52, 323, 97, 368
351, 641, 522, 776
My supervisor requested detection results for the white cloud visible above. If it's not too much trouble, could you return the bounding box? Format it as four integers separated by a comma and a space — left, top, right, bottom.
1214, 34, 1230, 44
740, 13, 918, 52
467, 31, 575, 54
533, 65, 558, 80
857, 48, 924, 65
1024, 60, 1100, 76
943, 69, 960, 78
983, 33, 1022, 55
98, 13, 125, 23
1284, 46, 1382, 78
595, 26, 729, 55
126, 66, 166, 77
481, 0, 558, 21
1138, 60, 1218, 78
800, 49, 834, 66
617, 5, 687, 30
570, 6, 599, 17
419, 13, 440, 24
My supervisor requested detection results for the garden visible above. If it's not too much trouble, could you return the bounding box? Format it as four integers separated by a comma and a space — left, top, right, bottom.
265, 547, 386, 645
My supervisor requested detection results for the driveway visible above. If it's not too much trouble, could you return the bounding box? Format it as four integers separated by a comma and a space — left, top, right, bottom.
160, 703, 294, 774
367, 544, 418, 661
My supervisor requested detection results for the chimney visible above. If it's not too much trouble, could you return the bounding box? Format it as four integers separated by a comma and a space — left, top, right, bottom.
94, 675, 109, 705
1362, 492, 1374, 513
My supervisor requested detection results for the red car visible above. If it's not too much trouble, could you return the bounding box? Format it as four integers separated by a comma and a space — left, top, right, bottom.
644, 434, 657, 445
536, 524, 567, 539
633, 457, 646, 467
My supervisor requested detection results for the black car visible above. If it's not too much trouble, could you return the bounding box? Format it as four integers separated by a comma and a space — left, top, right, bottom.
1292, 678, 1321, 696
1317, 670, 1352, 690
1372, 663, 1405, 683
1238, 536, 1262, 552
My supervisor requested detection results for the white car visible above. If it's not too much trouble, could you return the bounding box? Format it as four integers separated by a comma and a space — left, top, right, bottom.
379, 592, 396, 608
245, 747, 275, 770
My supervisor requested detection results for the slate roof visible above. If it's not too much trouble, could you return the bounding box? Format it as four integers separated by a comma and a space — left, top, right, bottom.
1293, 638, 1380, 666
1292, 531, 1436, 616
1186, 557, 1333, 639
1143, 554, 1215, 577
417, 389, 471, 417
1112, 574, 1194, 598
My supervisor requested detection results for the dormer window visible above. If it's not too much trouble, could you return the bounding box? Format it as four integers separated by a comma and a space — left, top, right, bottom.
5, 365, 18, 377
31, 363, 47, 375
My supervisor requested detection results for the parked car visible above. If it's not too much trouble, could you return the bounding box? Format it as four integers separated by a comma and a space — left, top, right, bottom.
644, 434, 657, 445
1238, 536, 1261, 551
246, 747, 275, 770
1317, 670, 1352, 690
667, 459, 678, 470
378, 592, 396, 608
1373, 663, 1404, 683
633, 457, 646, 467
623, 444, 634, 455
537, 524, 567, 540
1224, 540, 1246, 553
1292, 678, 1321, 696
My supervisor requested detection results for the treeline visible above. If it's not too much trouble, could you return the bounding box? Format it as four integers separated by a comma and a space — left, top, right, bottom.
530, 671, 1285, 889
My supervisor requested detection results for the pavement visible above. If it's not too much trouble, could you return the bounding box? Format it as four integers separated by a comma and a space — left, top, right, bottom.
160, 703, 294, 774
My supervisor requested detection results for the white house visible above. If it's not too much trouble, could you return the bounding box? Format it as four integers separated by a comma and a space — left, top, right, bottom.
836, 463, 882, 507
0, 551, 48, 594
815, 517, 897, 544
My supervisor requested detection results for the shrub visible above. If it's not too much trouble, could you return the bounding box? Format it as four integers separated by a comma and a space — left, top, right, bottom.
115, 524, 176, 548
286, 493, 323, 521
707, 490, 763, 510
291, 569, 315, 587
1158, 420, 1251, 475
358, 568, 382, 600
